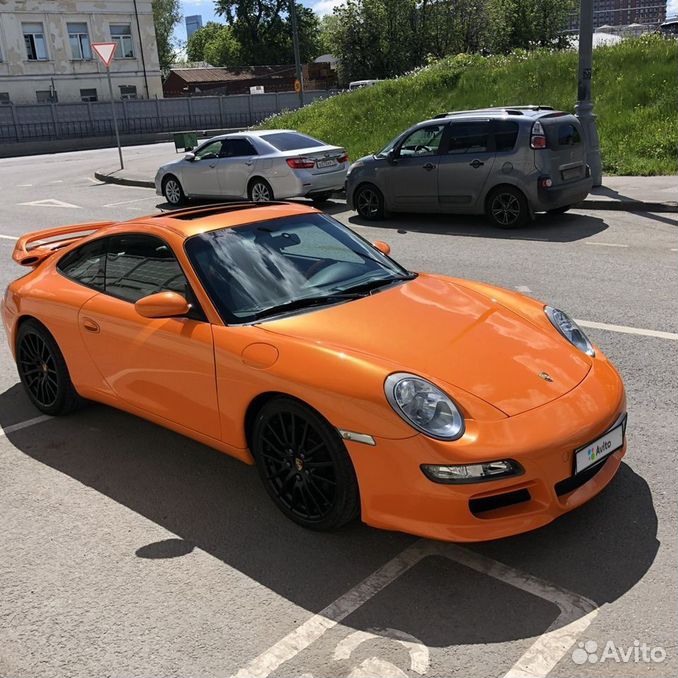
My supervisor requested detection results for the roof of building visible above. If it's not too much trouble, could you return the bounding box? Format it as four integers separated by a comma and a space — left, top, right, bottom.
168, 65, 297, 84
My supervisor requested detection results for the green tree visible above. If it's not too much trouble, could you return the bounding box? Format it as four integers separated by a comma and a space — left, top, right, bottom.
152, 0, 182, 71
186, 22, 242, 66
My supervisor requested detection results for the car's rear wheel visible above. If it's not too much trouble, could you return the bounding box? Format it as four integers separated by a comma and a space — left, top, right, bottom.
162, 175, 186, 206
248, 178, 274, 203
547, 205, 571, 215
251, 397, 360, 530
16, 319, 84, 416
486, 186, 529, 228
354, 184, 385, 220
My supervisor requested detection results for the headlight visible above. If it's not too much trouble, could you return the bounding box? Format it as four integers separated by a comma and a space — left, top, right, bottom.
384, 372, 465, 440
347, 160, 364, 176
545, 306, 595, 356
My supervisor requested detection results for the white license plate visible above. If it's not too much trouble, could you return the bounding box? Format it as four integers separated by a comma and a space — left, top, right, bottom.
316, 159, 337, 168
574, 421, 625, 474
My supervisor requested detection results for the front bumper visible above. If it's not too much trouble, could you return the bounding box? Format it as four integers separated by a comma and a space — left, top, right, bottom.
344, 355, 626, 542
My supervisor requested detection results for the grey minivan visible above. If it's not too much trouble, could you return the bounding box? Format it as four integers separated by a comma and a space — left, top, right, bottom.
346, 106, 593, 228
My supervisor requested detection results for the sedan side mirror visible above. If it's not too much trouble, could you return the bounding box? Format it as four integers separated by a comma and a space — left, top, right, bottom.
184, 152, 196, 162
135, 291, 190, 319
373, 240, 391, 255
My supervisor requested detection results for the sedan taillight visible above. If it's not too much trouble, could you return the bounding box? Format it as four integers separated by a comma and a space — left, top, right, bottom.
336, 152, 349, 164
287, 157, 316, 169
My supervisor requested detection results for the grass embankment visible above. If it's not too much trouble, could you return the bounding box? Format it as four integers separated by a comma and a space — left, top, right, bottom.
260, 36, 677, 176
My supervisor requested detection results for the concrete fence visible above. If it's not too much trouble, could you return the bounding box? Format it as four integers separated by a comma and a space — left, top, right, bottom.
0, 90, 339, 143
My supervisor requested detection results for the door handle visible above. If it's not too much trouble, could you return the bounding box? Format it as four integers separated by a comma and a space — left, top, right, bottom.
470, 159, 485, 169
422, 163, 436, 171
81, 317, 100, 333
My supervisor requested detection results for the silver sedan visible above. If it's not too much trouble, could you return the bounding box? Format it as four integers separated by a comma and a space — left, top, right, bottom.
155, 130, 348, 206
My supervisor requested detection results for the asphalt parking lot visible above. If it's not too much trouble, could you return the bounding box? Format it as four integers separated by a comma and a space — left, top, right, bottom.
0, 146, 676, 678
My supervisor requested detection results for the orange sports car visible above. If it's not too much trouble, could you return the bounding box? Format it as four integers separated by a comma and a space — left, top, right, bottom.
2, 202, 627, 541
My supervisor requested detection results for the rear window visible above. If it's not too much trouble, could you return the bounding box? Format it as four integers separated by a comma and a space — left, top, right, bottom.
261, 132, 325, 151
555, 123, 581, 147
494, 121, 519, 152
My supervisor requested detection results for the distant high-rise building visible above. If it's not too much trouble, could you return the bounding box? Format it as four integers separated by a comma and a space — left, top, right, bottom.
185, 15, 203, 38
568, 0, 667, 31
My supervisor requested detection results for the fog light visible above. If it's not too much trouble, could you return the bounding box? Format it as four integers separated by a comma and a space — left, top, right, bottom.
421, 460, 522, 484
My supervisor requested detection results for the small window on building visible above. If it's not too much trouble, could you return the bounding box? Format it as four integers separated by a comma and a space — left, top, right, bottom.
0, 93, 10, 104
80, 88, 98, 102
36, 90, 57, 103
110, 24, 134, 58
23, 22, 49, 61
68, 22, 92, 60
119, 85, 137, 100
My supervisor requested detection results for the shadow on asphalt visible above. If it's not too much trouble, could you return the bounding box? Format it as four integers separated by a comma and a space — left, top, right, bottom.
0, 382, 659, 648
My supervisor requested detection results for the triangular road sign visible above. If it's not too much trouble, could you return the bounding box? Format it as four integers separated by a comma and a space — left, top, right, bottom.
92, 42, 117, 67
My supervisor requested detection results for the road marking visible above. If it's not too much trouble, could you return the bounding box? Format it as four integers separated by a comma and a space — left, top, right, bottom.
233, 540, 597, 678
0, 234, 18, 241
103, 196, 157, 207
18, 183, 33, 187
18, 198, 81, 209
0, 415, 52, 437
576, 319, 678, 341
671, 248, 677, 252
48, 179, 64, 184
584, 242, 628, 248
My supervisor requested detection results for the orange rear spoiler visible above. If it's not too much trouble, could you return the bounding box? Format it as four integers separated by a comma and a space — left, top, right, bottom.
12, 222, 113, 267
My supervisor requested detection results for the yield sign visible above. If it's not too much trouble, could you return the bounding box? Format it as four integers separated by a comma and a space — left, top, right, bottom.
92, 42, 117, 67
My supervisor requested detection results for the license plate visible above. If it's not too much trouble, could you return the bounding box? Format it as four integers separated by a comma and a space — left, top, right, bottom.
574, 419, 625, 474
561, 167, 582, 181
316, 159, 337, 168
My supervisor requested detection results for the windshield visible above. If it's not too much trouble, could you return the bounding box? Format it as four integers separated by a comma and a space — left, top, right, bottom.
184, 213, 412, 324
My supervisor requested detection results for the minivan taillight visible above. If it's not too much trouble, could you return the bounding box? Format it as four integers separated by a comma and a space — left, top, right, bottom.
287, 157, 316, 169
530, 121, 547, 149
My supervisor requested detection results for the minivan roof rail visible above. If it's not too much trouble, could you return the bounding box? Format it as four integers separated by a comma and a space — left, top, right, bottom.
434, 105, 556, 119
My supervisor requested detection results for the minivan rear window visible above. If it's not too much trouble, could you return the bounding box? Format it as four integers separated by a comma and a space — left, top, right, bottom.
494, 121, 519, 152
556, 123, 581, 146
261, 132, 325, 151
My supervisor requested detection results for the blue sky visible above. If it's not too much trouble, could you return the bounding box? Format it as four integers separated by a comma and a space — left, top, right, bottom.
175, 0, 674, 44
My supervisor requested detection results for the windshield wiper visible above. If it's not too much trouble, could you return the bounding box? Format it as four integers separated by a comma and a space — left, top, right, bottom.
335, 272, 417, 296
250, 292, 367, 321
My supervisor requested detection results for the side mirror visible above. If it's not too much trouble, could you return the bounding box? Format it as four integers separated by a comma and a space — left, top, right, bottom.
373, 240, 391, 255
184, 152, 196, 162
387, 150, 398, 164
135, 291, 190, 319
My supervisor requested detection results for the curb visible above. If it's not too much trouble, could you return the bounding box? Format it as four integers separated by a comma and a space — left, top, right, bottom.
94, 170, 154, 189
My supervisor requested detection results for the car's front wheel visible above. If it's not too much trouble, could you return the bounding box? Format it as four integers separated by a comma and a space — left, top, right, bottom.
252, 397, 360, 531
354, 183, 385, 220
162, 175, 186, 206
486, 186, 529, 228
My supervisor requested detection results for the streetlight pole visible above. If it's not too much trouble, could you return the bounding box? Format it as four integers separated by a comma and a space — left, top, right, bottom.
289, 0, 305, 107
575, 0, 602, 186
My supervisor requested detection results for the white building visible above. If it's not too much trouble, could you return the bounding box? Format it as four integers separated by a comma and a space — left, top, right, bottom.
0, 0, 163, 105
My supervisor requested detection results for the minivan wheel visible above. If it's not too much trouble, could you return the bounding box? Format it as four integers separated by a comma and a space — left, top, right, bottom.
354, 184, 384, 220
162, 175, 186, 206
248, 178, 274, 202
548, 205, 571, 215
486, 186, 529, 228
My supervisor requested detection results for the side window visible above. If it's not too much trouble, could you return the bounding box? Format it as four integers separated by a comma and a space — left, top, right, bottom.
221, 138, 257, 157
195, 141, 223, 160
557, 123, 581, 146
398, 125, 445, 157
105, 234, 189, 303
494, 121, 519, 152
57, 238, 107, 289
446, 122, 491, 154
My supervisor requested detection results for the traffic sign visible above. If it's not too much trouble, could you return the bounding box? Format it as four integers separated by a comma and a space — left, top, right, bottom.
91, 42, 117, 67
294, 79, 302, 94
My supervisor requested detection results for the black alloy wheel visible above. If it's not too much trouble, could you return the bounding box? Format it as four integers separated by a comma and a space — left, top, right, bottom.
252, 397, 360, 530
354, 184, 385, 220
486, 186, 529, 228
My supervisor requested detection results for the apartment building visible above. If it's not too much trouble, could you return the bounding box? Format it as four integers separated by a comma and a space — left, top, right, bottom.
568, 0, 667, 30
0, 0, 163, 105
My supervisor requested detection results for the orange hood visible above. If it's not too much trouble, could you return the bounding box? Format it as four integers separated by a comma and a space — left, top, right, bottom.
262, 274, 591, 417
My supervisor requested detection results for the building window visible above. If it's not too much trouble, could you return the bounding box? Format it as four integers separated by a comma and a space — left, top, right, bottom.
110, 24, 134, 58
36, 90, 57, 103
80, 88, 98, 102
68, 22, 92, 60
0, 93, 10, 104
23, 22, 49, 61
119, 85, 137, 100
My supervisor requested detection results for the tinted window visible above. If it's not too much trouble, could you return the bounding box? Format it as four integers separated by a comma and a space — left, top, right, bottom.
557, 123, 581, 146
105, 234, 188, 303
220, 138, 257, 157
494, 121, 519, 152
195, 140, 222, 160
261, 132, 324, 151
57, 239, 106, 289
398, 125, 445, 157
446, 122, 491, 154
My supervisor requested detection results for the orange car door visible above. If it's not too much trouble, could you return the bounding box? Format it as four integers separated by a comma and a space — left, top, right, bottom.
77, 233, 220, 439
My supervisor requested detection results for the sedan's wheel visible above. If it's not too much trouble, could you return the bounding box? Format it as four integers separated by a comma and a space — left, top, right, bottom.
16, 319, 84, 416
486, 186, 529, 228
252, 397, 360, 530
248, 178, 274, 203
354, 184, 384, 220
163, 176, 185, 205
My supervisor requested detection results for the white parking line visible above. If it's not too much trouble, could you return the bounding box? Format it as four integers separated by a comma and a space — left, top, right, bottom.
576, 319, 678, 341
103, 196, 157, 207
584, 242, 628, 248
0, 415, 52, 437
232, 540, 597, 678
0, 234, 18, 241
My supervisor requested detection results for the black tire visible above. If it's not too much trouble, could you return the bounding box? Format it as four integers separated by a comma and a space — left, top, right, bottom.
547, 205, 571, 215
248, 178, 274, 203
162, 175, 186, 206
16, 319, 84, 416
251, 397, 360, 531
354, 183, 385, 220
486, 185, 530, 228
311, 192, 333, 205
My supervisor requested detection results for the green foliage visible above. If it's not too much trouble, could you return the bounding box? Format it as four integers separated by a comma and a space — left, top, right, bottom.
186, 22, 242, 66
259, 36, 678, 176
152, 0, 182, 71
